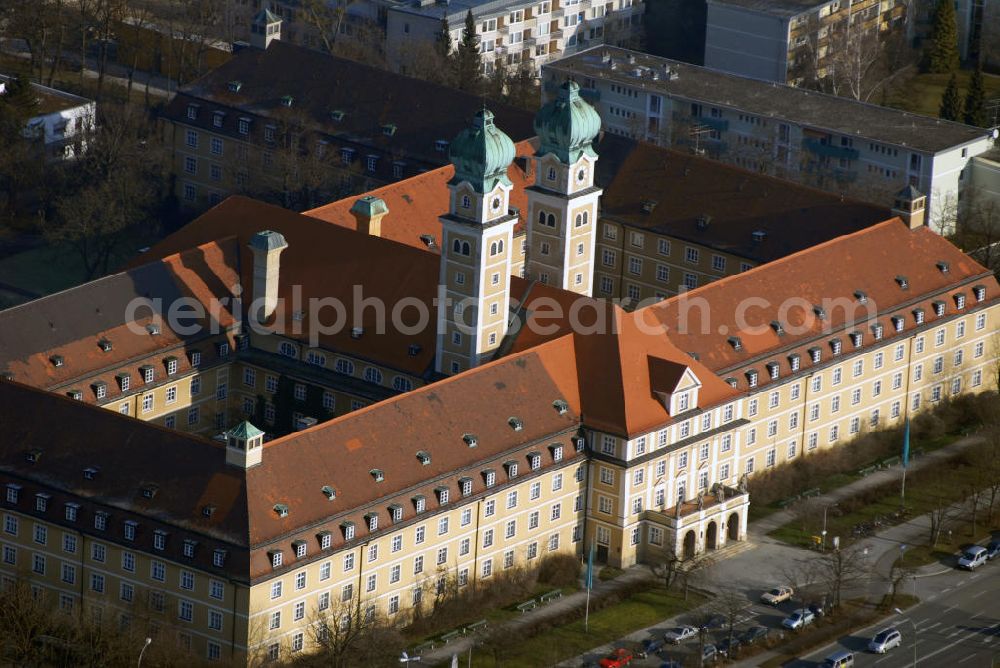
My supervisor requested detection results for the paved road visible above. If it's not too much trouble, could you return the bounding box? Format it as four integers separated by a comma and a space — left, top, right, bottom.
793, 560, 1000, 667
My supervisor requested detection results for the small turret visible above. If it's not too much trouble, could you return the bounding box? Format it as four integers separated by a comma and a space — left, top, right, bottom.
250, 9, 282, 50
350, 196, 389, 237
892, 185, 926, 230
226, 421, 265, 468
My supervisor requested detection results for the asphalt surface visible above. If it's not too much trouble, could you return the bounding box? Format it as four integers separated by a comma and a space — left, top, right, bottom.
793, 559, 1000, 668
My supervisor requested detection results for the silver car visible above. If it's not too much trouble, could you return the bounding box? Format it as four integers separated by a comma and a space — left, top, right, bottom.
868, 627, 902, 653
663, 625, 699, 644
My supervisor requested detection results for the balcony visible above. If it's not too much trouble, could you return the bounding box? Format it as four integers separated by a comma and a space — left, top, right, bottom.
803, 137, 859, 160
642, 483, 748, 529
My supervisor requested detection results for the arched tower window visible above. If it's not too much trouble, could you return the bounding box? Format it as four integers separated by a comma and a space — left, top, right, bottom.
498, 239, 504, 254
537, 210, 546, 225
461, 195, 471, 208
575, 213, 583, 227
546, 213, 555, 227
490, 242, 498, 256
547, 167, 556, 181
453, 239, 461, 253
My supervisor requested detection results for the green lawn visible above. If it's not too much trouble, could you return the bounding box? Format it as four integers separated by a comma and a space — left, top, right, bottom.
885, 69, 1000, 118
459, 587, 705, 668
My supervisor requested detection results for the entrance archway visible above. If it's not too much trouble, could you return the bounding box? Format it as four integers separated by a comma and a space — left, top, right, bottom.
706, 521, 718, 550
727, 513, 740, 541
682, 530, 696, 560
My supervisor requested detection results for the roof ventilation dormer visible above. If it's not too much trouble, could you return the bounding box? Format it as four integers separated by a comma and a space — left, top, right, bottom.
895, 275, 909, 290
83, 467, 99, 480
50, 355, 64, 368
140, 484, 158, 499
25, 449, 42, 464
936, 261, 950, 274
408, 344, 422, 356
273, 503, 289, 518
416, 450, 431, 465
463, 433, 478, 447
854, 290, 867, 304
202, 505, 216, 518
351, 327, 364, 339
67, 389, 82, 400
330, 110, 345, 122
98, 338, 113, 352
751, 230, 767, 242
280, 95, 293, 108
727, 336, 743, 351
770, 320, 784, 336
813, 304, 826, 320
696, 214, 711, 229
641, 199, 658, 213
146, 323, 160, 336
381, 123, 397, 136
552, 399, 569, 415
508, 417, 523, 431
227, 80, 242, 93
370, 468, 384, 482
321, 485, 336, 500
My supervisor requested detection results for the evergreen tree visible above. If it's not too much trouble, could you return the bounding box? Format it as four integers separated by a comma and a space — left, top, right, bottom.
939, 73, 963, 121
963, 61, 987, 126
435, 15, 452, 59
924, 0, 960, 73
455, 10, 483, 94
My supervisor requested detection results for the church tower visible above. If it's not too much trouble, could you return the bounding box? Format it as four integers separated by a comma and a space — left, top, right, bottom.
435, 109, 518, 375
526, 80, 603, 296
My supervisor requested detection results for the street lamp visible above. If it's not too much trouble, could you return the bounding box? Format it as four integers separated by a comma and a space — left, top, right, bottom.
822, 503, 838, 550
137, 638, 152, 668
893, 608, 917, 668
400, 650, 421, 666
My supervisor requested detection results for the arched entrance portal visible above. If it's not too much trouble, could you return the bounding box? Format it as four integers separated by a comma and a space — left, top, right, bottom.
683, 530, 696, 560
706, 521, 718, 550
727, 513, 740, 542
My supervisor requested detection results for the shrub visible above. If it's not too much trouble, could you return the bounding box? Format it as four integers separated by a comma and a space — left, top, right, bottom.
537, 553, 581, 587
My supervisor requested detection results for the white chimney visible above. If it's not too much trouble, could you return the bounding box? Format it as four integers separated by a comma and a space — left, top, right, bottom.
248, 230, 288, 324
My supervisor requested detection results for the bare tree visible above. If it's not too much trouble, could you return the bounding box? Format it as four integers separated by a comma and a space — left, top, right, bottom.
708, 585, 752, 652
926, 481, 958, 547
650, 546, 684, 590
815, 544, 868, 609
308, 595, 403, 667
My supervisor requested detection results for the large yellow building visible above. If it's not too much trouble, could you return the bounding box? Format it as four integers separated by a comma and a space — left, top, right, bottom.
0, 83, 996, 664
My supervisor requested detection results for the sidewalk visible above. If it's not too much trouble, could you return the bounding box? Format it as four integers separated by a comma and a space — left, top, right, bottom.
417, 565, 654, 665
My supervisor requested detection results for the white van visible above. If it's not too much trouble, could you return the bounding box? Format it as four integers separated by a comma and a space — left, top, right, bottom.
958, 545, 988, 570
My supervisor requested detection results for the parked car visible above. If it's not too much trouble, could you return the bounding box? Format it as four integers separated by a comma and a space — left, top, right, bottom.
598, 648, 633, 668
808, 603, 827, 618
760, 586, 794, 605
740, 626, 771, 645
659, 661, 683, 668
985, 540, 1000, 559
704, 614, 727, 629
638, 637, 664, 658
663, 626, 699, 644
957, 545, 988, 570
701, 644, 718, 664
868, 627, 903, 654
820, 650, 855, 668
716, 636, 742, 657
781, 608, 816, 631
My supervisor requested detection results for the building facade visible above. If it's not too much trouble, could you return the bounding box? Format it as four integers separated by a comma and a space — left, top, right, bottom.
542, 46, 998, 234
0, 75, 96, 162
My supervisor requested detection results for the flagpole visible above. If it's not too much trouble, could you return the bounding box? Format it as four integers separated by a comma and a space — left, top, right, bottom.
900, 417, 910, 503
584, 541, 594, 633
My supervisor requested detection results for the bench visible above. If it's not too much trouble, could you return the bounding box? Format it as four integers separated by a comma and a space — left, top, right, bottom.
440, 630, 462, 644
857, 465, 877, 477
540, 589, 563, 603
414, 641, 435, 653
516, 599, 538, 613
465, 619, 489, 634
802, 488, 821, 499
881, 456, 901, 468
778, 496, 800, 509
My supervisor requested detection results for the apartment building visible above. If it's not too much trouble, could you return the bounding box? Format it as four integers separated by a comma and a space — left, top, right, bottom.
0, 74, 95, 162
543, 46, 998, 233
161, 36, 533, 212
1, 83, 997, 664
703, 0, 908, 84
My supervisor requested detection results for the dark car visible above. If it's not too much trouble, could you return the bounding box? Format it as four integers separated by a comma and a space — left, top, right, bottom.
808, 603, 827, 618
705, 614, 727, 629
740, 626, 771, 645
717, 636, 742, 657
639, 637, 665, 658
659, 661, 683, 668
986, 540, 1000, 559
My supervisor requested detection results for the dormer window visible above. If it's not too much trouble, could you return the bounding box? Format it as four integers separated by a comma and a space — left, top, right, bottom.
529, 453, 541, 470
213, 549, 227, 567
459, 478, 473, 497
574, 437, 586, 452
830, 339, 842, 355
892, 316, 905, 332
141, 485, 158, 500
973, 285, 986, 302
416, 451, 431, 465
745, 370, 758, 388
850, 332, 863, 348
183, 539, 198, 558
788, 354, 801, 371
118, 372, 131, 390
98, 339, 112, 352
216, 341, 230, 358
202, 505, 216, 518
727, 336, 743, 351
932, 301, 945, 317
280, 95, 294, 107
483, 469, 496, 487
770, 321, 784, 336
854, 290, 867, 304
5, 484, 20, 504
273, 503, 289, 518
292, 540, 307, 559
436, 486, 450, 504
146, 323, 160, 336
895, 275, 909, 290
67, 389, 82, 400
954, 293, 966, 309
389, 504, 403, 522
94, 511, 108, 530
725, 377, 737, 388
34, 493, 48, 511
318, 531, 332, 550
83, 467, 99, 480
321, 485, 336, 500
913, 307, 925, 324
381, 123, 397, 136
677, 392, 690, 412
508, 416, 523, 431
872, 324, 884, 340
270, 551, 283, 568
365, 513, 378, 532
330, 110, 345, 121
553, 399, 569, 415
435, 139, 449, 152
463, 433, 478, 447
165, 357, 178, 375
190, 351, 202, 367
141, 365, 154, 383
124, 521, 137, 541
212, 111, 225, 128
813, 305, 827, 320
370, 469, 384, 482
550, 444, 564, 462
186, 104, 199, 120
766, 362, 780, 380
413, 495, 426, 513
341, 521, 355, 541
227, 80, 242, 93
151, 529, 167, 550
65, 503, 79, 522
50, 355, 64, 368
505, 461, 518, 479
936, 261, 950, 274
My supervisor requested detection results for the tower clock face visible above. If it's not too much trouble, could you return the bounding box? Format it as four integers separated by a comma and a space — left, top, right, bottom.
491, 196, 502, 212
576, 166, 588, 183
